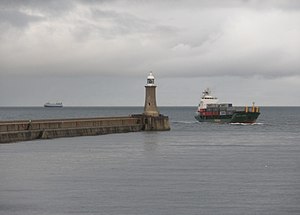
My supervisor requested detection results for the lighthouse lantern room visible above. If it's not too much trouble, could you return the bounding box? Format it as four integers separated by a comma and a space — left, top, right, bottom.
146, 72, 155, 86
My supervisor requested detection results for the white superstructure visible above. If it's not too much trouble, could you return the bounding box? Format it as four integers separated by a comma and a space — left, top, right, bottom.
197, 88, 219, 110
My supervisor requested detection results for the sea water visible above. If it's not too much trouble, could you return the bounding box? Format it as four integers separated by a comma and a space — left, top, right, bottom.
0, 107, 300, 215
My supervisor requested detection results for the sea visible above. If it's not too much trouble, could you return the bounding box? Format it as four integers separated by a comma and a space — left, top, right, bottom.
0, 106, 300, 215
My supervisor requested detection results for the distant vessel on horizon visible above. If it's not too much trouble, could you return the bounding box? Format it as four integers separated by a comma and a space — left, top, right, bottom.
44, 102, 63, 108
195, 88, 260, 123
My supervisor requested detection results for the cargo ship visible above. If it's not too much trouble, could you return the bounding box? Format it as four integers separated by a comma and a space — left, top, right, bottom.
44, 102, 63, 108
195, 88, 260, 123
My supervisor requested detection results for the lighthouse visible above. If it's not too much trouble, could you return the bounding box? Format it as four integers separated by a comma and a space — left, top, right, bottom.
144, 72, 160, 117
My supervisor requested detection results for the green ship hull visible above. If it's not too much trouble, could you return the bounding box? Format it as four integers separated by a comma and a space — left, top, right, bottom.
195, 111, 260, 123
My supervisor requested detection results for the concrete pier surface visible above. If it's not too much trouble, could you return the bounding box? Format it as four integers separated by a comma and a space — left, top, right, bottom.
0, 115, 170, 144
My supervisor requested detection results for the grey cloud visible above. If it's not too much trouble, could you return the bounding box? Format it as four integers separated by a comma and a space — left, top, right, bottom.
0, 0, 299, 80
2, 0, 300, 10
91, 9, 151, 35
0, 0, 75, 31
69, 8, 178, 41
179, 0, 300, 10
91, 8, 177, 34
0, 9, 43, 27
0, 0, 75, 16
89, 0, 300, 10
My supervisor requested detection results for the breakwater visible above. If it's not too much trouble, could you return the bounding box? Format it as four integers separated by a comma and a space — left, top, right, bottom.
0, 115, 170, 144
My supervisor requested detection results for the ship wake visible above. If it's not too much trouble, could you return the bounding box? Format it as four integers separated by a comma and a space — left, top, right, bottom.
230, 122, 264, 126
173, 121, 198, 125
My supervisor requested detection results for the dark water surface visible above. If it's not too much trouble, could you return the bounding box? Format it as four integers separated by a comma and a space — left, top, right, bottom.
1, 107, 300, 215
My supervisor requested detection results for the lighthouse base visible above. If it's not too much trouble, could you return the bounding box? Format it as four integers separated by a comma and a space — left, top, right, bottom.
144, 115, 170, 131
133, 114, 170, 131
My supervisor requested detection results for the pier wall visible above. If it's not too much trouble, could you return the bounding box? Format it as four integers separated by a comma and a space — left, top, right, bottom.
0, 115, 170, 144
134, 114, 170, 131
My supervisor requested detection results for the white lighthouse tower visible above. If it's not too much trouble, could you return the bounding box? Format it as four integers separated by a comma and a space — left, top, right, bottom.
144, 72, 159, 117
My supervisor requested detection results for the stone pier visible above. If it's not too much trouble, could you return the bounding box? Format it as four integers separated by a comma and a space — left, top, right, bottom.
0, 115, 170, 144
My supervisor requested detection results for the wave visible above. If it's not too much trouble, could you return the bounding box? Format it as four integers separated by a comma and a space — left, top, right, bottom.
230, 122, 264, 126
172, 121, 198, 124
172, 121, 264, 126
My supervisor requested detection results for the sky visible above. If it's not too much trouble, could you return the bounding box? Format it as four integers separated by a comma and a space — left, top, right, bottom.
1, 0, 300, 106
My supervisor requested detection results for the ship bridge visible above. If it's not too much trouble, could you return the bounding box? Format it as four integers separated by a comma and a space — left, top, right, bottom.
198, 88, 219, 110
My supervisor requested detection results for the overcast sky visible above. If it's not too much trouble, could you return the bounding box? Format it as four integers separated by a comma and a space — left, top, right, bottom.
1, 0, 300, 106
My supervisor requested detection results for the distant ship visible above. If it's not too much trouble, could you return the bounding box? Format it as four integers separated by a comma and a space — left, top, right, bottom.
44, 102, 63, 108
195, 88, 260, 123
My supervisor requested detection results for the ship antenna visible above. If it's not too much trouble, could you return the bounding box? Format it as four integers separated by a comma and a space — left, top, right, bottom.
203, 88, 211, 95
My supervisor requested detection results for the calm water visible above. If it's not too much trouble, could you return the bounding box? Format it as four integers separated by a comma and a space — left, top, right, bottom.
1, 107, 300, 215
